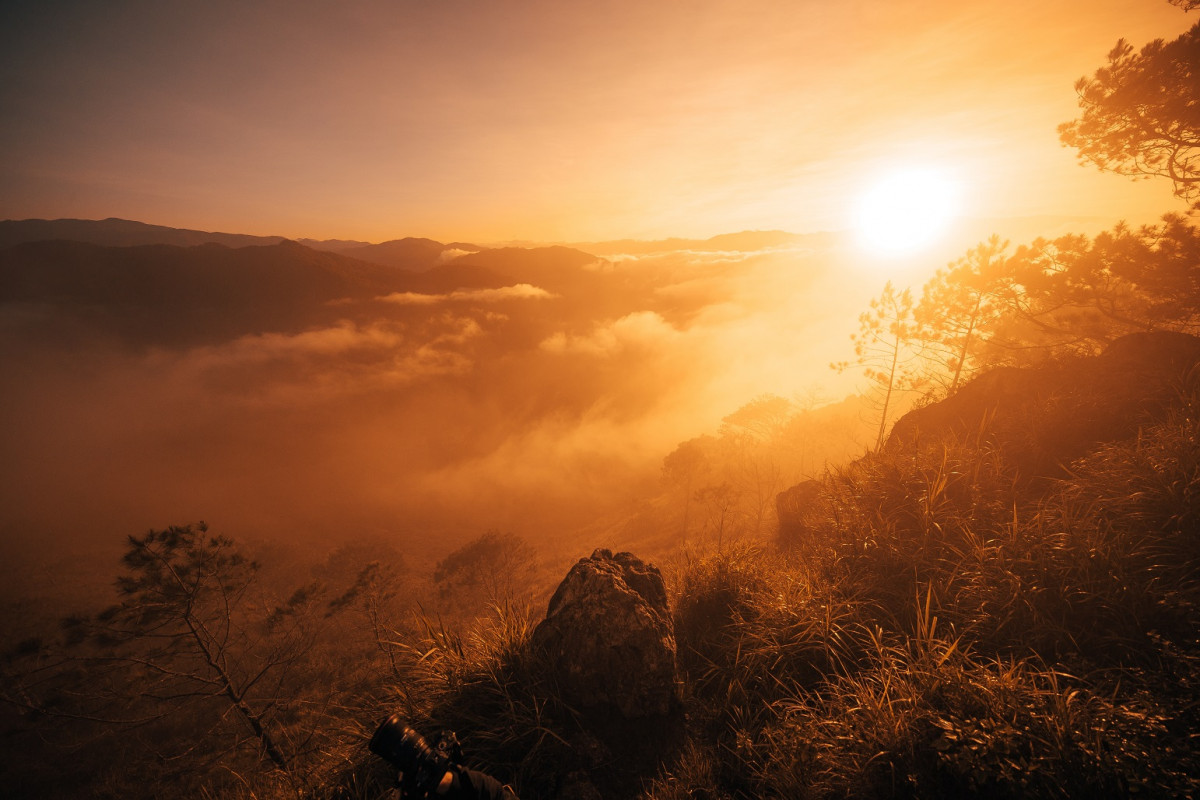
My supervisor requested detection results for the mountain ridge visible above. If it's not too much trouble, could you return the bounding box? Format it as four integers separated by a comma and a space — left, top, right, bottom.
0, 217, 289, 250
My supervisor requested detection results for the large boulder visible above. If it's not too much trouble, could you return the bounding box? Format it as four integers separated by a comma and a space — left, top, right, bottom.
532, 549, 677, 718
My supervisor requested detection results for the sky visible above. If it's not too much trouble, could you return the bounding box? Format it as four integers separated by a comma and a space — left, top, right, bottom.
0, 0, 1194, 243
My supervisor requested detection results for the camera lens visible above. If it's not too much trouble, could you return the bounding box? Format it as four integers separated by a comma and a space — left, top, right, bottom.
369, 713, 421, 766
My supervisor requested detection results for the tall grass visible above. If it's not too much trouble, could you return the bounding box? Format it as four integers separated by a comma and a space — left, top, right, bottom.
654, 547, 1198, 799
642, 380, 1200, 799
386, 601, 574, 799
735, 631, 1191, 799
672, 546, 868, 720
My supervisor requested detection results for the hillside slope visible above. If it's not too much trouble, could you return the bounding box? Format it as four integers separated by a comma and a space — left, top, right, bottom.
383, 332, 1200, 800
886, 331, 1200, 475
5, 329, 1198, 799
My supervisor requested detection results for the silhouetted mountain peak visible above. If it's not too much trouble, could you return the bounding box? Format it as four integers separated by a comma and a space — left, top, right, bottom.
0, 218, 287, 249
441, 245, 604, 292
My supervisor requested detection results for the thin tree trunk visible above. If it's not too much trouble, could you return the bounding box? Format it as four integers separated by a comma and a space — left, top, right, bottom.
183, 612, 289, 770
875, 334, 900, 451
949, 294, 983, 393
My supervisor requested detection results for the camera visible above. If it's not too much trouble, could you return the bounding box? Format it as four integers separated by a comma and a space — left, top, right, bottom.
369, 714, 451, 797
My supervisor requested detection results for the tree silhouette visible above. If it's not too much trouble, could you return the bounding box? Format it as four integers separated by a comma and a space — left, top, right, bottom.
433, 530, 537, 616
718, 394, 795, 442
877, 215, 1200, 402
1100, 214, 1200, 327
693, 481, 740, 549
6, 524, 326, 776
989, 218, 1200, 354
835, 282, 921, 450
915, 236, 1010, 393
102, 524, 297, 768
326, 558, 406, 676
662, 436, 714, 540
1059, 22, 1200, 209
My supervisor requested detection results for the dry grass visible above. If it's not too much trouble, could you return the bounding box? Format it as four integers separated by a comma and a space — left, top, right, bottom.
639, 382, 1200, 799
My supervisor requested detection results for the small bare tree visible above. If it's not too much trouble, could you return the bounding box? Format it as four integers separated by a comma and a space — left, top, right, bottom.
5, 523, 326, 779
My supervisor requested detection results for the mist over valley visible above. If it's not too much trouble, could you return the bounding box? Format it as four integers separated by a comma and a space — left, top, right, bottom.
0, 219, 883, 611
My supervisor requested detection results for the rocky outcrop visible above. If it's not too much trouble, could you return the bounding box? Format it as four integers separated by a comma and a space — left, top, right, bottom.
775, 332, 1200, 541
885, 332, 1200, 475
531, 549, 677, 718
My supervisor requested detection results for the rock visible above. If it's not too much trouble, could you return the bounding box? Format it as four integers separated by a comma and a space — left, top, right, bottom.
776, 478, 825, 548
532, 549, 677, 718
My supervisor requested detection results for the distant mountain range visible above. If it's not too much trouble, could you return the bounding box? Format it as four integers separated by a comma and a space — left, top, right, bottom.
0, 239, 422, 346
0, 239, 408, 308
0, 219, 617, 347
0, 218, 836, 262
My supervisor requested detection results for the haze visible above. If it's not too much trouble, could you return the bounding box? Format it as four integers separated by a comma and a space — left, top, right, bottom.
1, 0, 1190, 242
0, 228, 868, 597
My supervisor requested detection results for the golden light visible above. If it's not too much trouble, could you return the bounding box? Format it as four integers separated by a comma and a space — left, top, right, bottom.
854, 166, 961, 256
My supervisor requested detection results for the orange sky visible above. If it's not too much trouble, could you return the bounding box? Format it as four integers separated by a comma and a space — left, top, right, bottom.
0, 0, 1193, 243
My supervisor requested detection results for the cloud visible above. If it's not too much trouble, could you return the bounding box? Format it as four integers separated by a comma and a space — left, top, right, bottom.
134, 315, 486, 408
379, 283, 555, 305
437, 248, 475, 263
0, 235, 895, 596
603, 245, 811, 265
179, 321, 404, 366
540, 310, 679, 356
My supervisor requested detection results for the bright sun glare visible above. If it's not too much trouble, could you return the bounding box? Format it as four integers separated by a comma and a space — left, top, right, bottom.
854, 166, 961, 256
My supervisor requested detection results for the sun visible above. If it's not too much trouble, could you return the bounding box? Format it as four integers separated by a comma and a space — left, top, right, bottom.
854, 166, 960, 256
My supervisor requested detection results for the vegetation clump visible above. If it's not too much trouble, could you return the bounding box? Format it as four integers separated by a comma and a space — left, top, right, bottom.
646, 350, 1200, 800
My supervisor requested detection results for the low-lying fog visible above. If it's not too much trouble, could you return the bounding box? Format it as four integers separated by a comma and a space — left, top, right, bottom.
0, 223, 1051, 608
